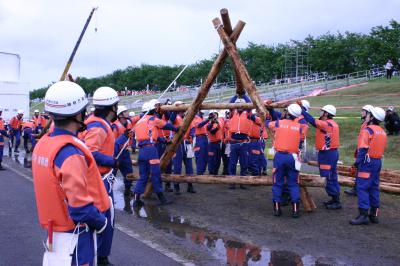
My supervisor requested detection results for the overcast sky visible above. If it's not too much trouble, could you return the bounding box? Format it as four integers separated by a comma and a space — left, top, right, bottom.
0, 0, 399, 90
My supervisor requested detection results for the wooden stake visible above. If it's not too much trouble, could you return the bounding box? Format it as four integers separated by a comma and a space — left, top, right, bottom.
220, 8, 245, 96
300, 187, 312, 212
142, 21, 246, 198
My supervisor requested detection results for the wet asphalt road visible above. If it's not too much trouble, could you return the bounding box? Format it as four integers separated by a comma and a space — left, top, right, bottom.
0, 155, 181, 266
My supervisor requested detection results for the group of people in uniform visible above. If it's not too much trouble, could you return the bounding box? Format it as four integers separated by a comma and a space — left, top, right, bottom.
29, 80, 388, 265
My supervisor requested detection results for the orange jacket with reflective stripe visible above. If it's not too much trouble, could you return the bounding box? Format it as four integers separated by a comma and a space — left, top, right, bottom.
135, 115, 166, 142
315, 119, 340, 150
207, 117, 224, 142
82, 115, 115, 174
357, 122, 368, 147
32, 134, 110, 232
358, 125, 387, 159
9, 116, 22, 130
229, 111, 251, 135
269, 119, 301, 153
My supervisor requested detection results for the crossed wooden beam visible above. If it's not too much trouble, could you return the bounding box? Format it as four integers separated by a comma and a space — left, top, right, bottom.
143, 9, 270, 197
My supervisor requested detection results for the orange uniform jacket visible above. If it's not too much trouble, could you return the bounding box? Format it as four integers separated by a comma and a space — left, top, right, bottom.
358, 125, 387, 159
315, 119, 340, 150
32, 133, 110, 232
268, 119, 301, 153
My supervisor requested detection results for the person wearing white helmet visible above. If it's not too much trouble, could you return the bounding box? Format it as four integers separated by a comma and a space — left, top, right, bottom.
227, 94, 253, 189
32, 109, 46, 134
350, 107, 387, 225
301, 104, 342, 210
0, 106, 8, 170
169, 101, 196, 194
132, 98, 179, 206
345, 104, 374, 196
8, 109, 24, 153
129, 111, 135, 117
32, 81, 109, 266
81, 86, 119, 265
265, 104, 303, 218
111, 105, 136, 213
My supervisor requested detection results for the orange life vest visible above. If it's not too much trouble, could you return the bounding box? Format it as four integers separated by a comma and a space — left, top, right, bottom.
359, 125, 387, 159
315, 119, 340, 150
207, 117, 224, 142
357, 122, 368, 147
82, 115, 115, 174
261, 124, 269, 139
135, 115, 166, 143
23, 121, 35, 129
32, 134, 110, 232
224, 119, 231, 142
229, 111, 251, 135
9, 116, 22, 130
249, 118, 262, 139
193, 115, 207, 135
33, 116, 47, 127
273, 119, 301, 153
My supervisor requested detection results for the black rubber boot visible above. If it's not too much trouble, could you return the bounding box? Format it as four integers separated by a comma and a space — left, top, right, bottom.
174, 183, 181, 195
292, 202, 300, 218
187, 183, 196, 193
273, 202, 282, 217
344, 187, 357, 196
325, 195, 342, 210
369, 207, 379, 224
165, 182, 173, 192
157, 192, 173, 205
132, 193, 144, 208
350, 208, 369, 225
323, 196, 335, 207
123, 189, 133, 214
97, 256, 114, 266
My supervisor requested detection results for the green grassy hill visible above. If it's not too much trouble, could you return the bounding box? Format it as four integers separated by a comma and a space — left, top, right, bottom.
302, 77, 400, 169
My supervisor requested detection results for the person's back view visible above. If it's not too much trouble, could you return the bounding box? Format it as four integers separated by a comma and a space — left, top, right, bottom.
384, 106, 400, 135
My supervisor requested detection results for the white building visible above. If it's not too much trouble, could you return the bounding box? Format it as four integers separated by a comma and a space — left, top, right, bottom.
0, 52, 29, 121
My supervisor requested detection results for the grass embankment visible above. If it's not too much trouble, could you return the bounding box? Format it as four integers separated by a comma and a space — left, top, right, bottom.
301, 77, 400, 169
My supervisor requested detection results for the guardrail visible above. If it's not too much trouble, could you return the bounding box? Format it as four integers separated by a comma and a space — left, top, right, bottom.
124, 67, 392, 113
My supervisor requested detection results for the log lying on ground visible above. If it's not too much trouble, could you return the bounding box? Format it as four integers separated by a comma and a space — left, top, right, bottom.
308, 161, 400, 184
126, 173, 400, 194
160, 102, 288, 112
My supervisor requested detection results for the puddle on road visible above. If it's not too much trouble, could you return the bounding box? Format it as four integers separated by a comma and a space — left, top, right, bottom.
113, 179, 338, 266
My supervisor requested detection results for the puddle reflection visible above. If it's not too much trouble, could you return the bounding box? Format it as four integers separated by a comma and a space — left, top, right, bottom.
113, 179, 321, 266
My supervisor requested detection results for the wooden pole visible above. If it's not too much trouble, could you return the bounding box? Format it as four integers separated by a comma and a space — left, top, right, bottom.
127, 173, 400, 194
160, 102, 288, 112
300, 187, 312, 212
142, 21, 246, 198
220, 8, 245, 96
212, 18, 268, 124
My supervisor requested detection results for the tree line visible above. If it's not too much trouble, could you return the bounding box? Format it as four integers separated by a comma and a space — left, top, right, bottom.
30, 20, 400, 100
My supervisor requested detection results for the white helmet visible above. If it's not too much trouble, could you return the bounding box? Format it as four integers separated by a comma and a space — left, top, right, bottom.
148, 99, 160, 110
287, 104, 302, 118
142, 102, 152, 112
129, 111, 135, 117
90, 106, 95, 112
321, 104, 336, 116
44, 81, 88, 118
34, 109, 40, 113
301, 100, 310, 111
362, 105, 374, 113
92, 86, 119, 107
174, 101, 184, 106
387, 106, 394, 112
117, 105, 128, 116
234, 98, 246, 104
17, 109, 24, 115
370, 107, 386, 122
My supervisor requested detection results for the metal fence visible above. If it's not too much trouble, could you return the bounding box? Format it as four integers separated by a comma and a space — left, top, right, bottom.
118, 66, 393, 113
